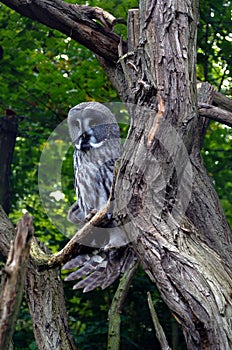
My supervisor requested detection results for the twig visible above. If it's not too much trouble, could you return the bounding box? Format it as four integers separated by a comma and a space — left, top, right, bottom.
147, 292, 172, 350
107, 260, 138, 350
0, 213, 33, 350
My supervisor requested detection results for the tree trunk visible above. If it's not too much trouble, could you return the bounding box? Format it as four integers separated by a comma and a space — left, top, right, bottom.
0, 111, 18, 214
101, 1, 232, 349
25, 260, 77, 350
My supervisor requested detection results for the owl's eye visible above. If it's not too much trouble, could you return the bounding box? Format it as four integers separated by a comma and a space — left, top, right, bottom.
89, 119, 97, 128
75, 119, 81, 128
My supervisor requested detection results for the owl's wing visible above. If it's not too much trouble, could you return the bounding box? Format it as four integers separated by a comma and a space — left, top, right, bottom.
67, 200, 86, 224
62, 246, 135, 293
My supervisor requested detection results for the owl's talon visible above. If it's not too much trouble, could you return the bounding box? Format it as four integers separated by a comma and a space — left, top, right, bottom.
103, 243, 113, 251
85, 209, 98, 221
107, 213, 113, 221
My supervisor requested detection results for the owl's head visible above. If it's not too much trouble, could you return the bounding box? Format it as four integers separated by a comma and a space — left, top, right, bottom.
68, 102, 120, 152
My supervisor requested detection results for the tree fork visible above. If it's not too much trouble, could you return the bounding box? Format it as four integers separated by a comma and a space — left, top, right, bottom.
0, 110, 18, 215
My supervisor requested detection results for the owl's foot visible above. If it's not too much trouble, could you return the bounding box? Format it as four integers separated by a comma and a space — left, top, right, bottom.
85, 209, 98, 221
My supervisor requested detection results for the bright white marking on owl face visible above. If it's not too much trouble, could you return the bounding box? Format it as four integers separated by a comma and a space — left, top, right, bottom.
89, 140, 105, 148
75, 138, 105, 150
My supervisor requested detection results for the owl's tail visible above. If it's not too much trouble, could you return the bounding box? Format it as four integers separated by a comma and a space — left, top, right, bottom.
62, 246, 136, 292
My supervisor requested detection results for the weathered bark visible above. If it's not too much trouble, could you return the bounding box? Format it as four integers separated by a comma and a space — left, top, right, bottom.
0, 111, 18, 214
25, 259, 77, 350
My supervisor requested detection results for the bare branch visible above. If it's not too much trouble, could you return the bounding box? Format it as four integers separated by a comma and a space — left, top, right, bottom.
30, 201, 111, 269
198, 103, 232, 128
0, 0, 126, 63
0, 213, 33, 350
213, 90, 232, 113
147, 292, 172, 350
197, 81, 232, 127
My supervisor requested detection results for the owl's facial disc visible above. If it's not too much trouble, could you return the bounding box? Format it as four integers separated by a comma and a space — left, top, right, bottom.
69, 106, 117, 151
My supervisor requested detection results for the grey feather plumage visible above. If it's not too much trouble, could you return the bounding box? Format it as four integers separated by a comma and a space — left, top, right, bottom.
64, 102, 135, 291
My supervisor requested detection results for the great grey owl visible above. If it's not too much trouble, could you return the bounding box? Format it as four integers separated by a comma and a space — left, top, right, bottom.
63, 102, 135, 292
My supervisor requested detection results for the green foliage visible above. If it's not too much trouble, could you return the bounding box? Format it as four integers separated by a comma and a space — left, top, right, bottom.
0, 0, 231, 349
202, 123, 232, 227
197, 0, 232, 93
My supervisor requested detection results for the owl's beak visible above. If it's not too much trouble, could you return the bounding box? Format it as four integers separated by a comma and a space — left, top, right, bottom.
79, 133, 91, 152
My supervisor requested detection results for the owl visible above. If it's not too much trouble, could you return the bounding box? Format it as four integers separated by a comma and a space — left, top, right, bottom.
63, 102, 135, 292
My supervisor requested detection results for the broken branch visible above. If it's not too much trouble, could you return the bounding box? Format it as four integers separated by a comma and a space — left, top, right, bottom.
30, 202, 110, 268
0, 213, 33, 349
